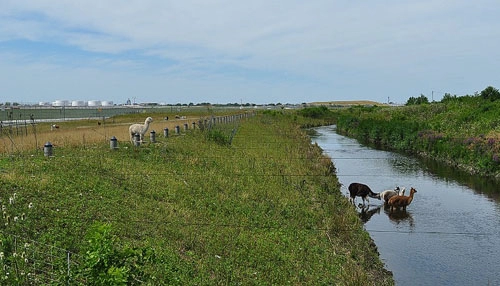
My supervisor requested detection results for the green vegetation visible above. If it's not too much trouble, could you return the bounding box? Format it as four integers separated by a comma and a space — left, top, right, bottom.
332, 86, 500, 179
0, 112, 392, 285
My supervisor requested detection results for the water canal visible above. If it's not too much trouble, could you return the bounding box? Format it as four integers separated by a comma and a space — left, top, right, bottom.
311, 125, 500, 285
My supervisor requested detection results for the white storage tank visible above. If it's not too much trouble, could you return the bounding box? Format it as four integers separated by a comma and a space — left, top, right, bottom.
101, 101, 113, 107
88, 100, 101, 107
53, 100, 70, 107
72, 100, 86, 107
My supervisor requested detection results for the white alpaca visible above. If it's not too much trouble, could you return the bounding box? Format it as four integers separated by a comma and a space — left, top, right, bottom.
129, 117, 153, 143
378, 186, 401, 204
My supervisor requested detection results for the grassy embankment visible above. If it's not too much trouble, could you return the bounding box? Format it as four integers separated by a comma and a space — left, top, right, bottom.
0, 110, 392, 285
332, 96, 500, 179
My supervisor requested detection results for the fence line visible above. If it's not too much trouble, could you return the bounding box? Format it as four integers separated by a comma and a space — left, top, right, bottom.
0, 231, 82, 285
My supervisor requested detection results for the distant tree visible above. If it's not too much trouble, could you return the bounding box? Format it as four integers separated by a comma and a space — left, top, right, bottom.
406, 94, 429, 105
480, 86, 500, 101
441, 93, 457, 103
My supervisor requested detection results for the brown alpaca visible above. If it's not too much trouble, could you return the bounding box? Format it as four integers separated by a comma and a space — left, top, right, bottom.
388, 187, 417, 211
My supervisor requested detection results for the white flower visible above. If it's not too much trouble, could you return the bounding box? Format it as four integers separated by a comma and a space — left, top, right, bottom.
28, 203, 33, 209
0, 252, 4, 259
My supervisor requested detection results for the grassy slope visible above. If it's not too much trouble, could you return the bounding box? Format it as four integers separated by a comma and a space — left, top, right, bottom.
0, 112, 392, 284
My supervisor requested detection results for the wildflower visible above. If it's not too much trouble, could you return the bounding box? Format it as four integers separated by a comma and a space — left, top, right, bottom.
28, 202, 33, 209
24, 243, 30, 248
14, 216, 18, 222
9, 197, 13, 204
0, 252, 4, 260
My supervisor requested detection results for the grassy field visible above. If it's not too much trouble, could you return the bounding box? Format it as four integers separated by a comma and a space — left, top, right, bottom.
0, 110, 392, 285
0, 109, 242, 154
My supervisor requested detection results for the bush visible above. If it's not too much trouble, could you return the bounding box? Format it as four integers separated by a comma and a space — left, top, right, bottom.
78, 222, 156, 285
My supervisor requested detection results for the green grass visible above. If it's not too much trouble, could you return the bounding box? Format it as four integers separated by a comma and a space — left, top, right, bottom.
0, 112, 392, 285
331, 96, 500, 178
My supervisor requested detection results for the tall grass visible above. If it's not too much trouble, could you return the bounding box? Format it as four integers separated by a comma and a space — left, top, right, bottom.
333, 98, 500, 179
0, 111, 392, 284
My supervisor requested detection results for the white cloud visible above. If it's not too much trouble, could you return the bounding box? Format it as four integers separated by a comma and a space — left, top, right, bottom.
1, 0, 500, 104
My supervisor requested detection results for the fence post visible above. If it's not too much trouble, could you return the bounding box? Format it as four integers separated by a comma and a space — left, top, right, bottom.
134, 133, 141, 146
110, 136, 118, 149
44, 142, 53, 157
150, 130, 156, 143
164, 128, 169, 137
67, 251, 71, 285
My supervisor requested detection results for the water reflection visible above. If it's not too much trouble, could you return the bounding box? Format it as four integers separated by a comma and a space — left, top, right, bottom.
419, 157, 500, 199
358, 204, 382, 223
357, 203, 415, 228
383, 205, 415, 228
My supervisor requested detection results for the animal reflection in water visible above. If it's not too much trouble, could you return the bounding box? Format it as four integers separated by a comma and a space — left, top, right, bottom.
383, 205, 415, 227
358, 205, 382, 223
357, 204, 415, 227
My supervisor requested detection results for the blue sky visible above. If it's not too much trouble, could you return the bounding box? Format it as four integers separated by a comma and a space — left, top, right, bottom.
1, 1, 499, 105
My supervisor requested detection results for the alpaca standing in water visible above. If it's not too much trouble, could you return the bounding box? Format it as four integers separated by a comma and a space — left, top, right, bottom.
379, 186, 404, 204
348, 182, 379, 206
388, 187, 417, 211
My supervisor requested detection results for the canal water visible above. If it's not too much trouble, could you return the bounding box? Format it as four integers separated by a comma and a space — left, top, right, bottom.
311, 125, 500, 286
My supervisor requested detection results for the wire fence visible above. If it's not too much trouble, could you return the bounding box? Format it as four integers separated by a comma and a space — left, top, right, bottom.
0, 109, 257, 283
0, 231, 83, 285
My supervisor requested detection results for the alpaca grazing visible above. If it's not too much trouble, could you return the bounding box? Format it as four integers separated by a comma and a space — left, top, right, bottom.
388, 187, 417, 211
348, 182, 380, 206
129, 117, 153, 143
378, 186, 404, 204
